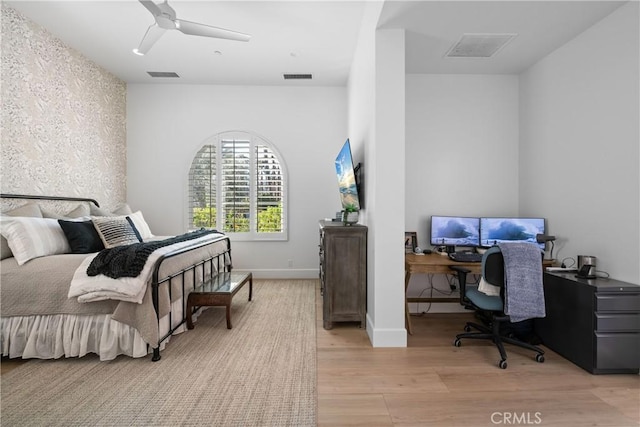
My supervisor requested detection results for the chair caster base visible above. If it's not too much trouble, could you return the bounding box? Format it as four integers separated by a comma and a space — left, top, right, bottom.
536, 354, 545, 363
499, 359, 507, 369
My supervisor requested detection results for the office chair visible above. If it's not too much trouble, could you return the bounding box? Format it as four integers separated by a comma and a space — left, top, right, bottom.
450, 245, 545, 369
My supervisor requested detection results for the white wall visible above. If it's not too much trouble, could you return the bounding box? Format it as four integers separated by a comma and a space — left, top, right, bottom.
348, 2, 407, 347
519, 1, 639, 284
369, 28, 407, 346
405, 74, 520, 310
405, 74, 520, 244
127, 85, 347, 278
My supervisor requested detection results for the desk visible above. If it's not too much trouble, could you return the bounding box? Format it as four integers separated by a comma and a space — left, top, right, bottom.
404, 253, 482, 334
404, 253, 553, 334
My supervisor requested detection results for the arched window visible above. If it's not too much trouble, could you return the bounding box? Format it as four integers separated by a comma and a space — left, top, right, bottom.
188, 131, 287, 241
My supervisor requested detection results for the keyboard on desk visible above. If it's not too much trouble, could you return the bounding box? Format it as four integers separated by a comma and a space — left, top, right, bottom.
448, 251, 483, 263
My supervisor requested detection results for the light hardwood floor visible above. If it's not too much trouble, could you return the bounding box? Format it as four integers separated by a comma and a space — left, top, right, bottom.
3, 281, 639, 426
316, 284, 640, 426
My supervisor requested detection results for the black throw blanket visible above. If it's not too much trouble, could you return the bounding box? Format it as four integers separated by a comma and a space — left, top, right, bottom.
87, 229, 218, 279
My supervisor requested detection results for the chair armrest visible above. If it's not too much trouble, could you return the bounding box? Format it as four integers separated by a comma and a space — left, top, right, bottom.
449, 266, 471, 275
448, 266, 472, 306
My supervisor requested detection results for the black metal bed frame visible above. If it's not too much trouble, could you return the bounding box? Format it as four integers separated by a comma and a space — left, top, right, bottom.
149, 237, 231, 361
1, 193, 232, 361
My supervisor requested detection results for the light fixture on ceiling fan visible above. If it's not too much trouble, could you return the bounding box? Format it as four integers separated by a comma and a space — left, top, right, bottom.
133, 0, 251, 56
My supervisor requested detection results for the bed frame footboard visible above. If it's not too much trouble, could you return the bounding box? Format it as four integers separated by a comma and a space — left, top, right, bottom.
149, 236, 232, 361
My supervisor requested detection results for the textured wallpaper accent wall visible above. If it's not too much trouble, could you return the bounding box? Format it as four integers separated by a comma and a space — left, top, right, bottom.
0, 5, 127, 210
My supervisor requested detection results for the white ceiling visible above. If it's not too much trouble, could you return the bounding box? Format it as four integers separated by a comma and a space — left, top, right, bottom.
379, 1, 626, 75
6, 1, 627, 85
6, 0, 367, 86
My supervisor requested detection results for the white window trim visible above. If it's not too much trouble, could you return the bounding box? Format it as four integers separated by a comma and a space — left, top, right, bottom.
186, 130, 288, 242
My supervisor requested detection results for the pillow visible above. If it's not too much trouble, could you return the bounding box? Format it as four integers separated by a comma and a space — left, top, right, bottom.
42, 204, 90, 219
1, 202, 43, 260
113, 203, 133, 215
0, 217, 71, 265
2, 202, 43, 218
91, 216, 141, 248
58, 220, 105, 253
127, 211, 153, 240
89, 204, 114, 216
90, 203, 132, 216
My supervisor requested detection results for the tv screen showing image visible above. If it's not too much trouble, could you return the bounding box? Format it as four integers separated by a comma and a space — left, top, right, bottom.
480, 217, 545, 248
335, 139, 360, 210
430, 216, 480, 247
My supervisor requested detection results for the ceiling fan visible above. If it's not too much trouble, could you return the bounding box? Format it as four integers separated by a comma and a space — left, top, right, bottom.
133, 0, 251, 55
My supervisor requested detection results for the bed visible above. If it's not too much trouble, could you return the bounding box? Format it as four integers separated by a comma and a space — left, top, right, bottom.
0, 194, 232, 361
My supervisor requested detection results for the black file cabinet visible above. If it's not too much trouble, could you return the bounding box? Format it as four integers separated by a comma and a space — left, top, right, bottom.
535, 272, 640, 374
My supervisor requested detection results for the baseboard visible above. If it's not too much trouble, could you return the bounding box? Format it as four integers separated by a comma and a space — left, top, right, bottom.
231, 268, 318, 280
365, 313, 407, 347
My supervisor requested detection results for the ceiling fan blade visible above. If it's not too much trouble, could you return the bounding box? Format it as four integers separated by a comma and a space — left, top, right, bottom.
175, 19, 251, 42
139, 0, 162, 17
135, 24, 166, 55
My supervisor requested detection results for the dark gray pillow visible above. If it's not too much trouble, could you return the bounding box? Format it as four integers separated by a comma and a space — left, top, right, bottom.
58, 220, 105, 254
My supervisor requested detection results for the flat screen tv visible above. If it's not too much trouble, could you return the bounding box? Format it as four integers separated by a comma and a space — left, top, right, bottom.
430, 216, 480, 247
480, 217, 545, 249
335, 139, 361, 210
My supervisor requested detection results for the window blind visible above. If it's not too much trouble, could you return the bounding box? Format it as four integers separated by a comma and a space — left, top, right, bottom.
221, 140, 251, 232
188, 134, 286, 237
188, 144, 216, 229
256, 144, 284, 233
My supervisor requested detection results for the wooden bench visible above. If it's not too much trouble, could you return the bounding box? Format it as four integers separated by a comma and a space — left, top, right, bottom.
186, 271, 253, 330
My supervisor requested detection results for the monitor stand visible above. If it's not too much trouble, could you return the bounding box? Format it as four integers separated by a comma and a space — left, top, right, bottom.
445, 245, 455, 254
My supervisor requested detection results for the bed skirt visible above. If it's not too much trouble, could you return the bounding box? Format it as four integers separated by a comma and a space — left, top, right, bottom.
1, 299, 198, 361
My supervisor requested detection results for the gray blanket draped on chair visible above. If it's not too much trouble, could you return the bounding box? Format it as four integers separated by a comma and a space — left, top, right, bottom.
498, 242, 546, 322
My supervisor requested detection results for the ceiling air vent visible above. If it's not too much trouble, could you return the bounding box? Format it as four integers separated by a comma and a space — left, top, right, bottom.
147, 71, 180, 78
445, 33, 517, 58
283, 73, 312, 80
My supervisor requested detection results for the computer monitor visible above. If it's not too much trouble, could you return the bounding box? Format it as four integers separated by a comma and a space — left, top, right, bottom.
430, 216, 480, 247
480, 217, 545, 249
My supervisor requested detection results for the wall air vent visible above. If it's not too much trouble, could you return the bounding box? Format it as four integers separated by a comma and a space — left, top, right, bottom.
283, 73, 312, 80
147, 71, 180, 78
445, 33, 517, 58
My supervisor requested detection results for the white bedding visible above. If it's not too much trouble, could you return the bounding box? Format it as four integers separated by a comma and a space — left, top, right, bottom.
1, 298, 208, 360
68, 234, 219, 304
1, 232, 231, 360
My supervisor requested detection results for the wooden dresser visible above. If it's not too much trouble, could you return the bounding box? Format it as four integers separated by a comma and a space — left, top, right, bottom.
318, 221, 367, 329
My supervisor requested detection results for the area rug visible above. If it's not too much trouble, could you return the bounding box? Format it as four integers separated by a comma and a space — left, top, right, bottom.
1, 279, 317, 426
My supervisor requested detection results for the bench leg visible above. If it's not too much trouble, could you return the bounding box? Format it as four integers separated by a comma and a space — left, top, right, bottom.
226, 302, 232, 329
186, 296, 195, 330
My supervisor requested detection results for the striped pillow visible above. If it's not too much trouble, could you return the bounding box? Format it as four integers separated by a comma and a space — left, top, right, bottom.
91, 216, 141, 248
1, 202, 43, 260
0, 217, 71, 265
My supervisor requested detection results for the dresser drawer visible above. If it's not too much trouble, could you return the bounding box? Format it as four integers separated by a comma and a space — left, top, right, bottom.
596, 313, 640, 331
595, 332, 640, 371
595, 294, 640, 312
